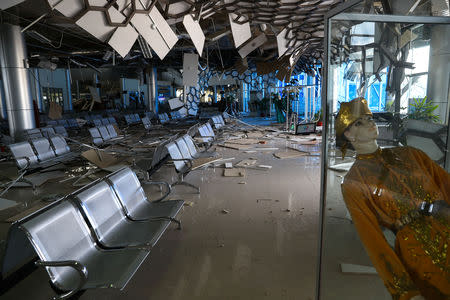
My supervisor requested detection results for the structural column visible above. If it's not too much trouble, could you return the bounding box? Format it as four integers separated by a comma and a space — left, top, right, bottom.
0, 24, 36, 139
147, 66, 158, 113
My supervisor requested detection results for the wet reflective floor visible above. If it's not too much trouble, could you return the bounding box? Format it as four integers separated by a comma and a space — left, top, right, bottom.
1, 134, 321, 300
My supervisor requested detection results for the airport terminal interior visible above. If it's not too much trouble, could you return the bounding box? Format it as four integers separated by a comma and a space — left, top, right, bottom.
0, 0, 449, 299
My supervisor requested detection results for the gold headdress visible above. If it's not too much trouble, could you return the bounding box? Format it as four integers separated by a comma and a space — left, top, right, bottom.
335, 97, 372, 157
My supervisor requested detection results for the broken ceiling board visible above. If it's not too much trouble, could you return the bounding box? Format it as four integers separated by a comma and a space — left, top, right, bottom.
340, 263, 377, 275
168, 97, 184, 110
166, 1, 191, 15
191, 157, 223, 170
274, 149, 309, 159
149, 6, 178, 49
228, 13, 252, 48
76, 10, 115, 42
246, 132, 265, 138
88, 86, 101, 102
0, 0, 25, 10
223, 168, 246, 177
108, 25, 139, 58
131, 13, 170, 59
238, 33, 268, 58
21, 171, 66, 187
235, 159, 257, 167
219, 143, 252, 150
277, 27, 293, 58
49, 0, 83, 18
225, 138, 260, 145
183, 53, 199, 87
182, 14, 205, 56
81, 149, 125, 169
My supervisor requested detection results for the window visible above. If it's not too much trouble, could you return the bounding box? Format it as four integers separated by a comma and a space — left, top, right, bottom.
41, 87, 63, 112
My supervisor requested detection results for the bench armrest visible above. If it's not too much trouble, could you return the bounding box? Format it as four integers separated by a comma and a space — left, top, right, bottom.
35, 260, 88, 300
126, 215, 182, 230
142, 180, 172, 202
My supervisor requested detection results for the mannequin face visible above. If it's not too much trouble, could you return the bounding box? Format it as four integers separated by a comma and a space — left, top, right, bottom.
344, 115, 379, 144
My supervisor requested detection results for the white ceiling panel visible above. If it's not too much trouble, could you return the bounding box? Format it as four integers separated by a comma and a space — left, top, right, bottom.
183, 53, 199, 87
131, 13, 170, 60
0, 0, 25, 10
48, 0, 83, 18
182, 14, 205, 56
76, 11, 115, 42
228, 13, 251, 48
108, 25, 138, 58
277, 28, 293, 58
238, 34, 267, 58
149, 7, 178, 49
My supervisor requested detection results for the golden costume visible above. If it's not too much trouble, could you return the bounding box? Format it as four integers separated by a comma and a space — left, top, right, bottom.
342, 146, 450, 300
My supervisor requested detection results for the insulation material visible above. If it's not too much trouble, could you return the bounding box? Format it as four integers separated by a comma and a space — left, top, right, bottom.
182, 14, 205, 56
238, 34, 268, 58
0, 0, 25, 10
183, 53, 199, 87
228, 13, 252, 48
76, 10, 115, 42
108, 25, 139, 58
223, 168, 246, 177
48, 0, 83, 18
81, 149, 124, 169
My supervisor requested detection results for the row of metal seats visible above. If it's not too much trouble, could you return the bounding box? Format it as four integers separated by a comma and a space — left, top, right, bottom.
211, 114, 226, 129
158, 113, 170, 124
15, 167, 184, 299
8, 135, 77, 170
23, 126, 68, 140
88, 125, 122, 146
92, 117, 117, 127
124, 113, 141, 125
47, 118, 79, 129
142, 116, 152, 130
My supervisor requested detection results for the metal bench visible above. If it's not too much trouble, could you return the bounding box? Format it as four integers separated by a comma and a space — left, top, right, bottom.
165, 142, 199, 192
24, 128, 43, 140
88, 127, 103, 145
54, 125, 68, 137
107, 116, 117, 124
41, 127, 56, 138
57, 119, 69, 128
181, 134, 215, 158
93, 119, 102, 127
101, 118, 110, 125
8, 141, 40, 170
19, 200, 149, 299
74, 175, 182, 250
142, 117, 152, 130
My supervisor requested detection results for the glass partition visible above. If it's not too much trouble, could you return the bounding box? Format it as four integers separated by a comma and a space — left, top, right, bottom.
318, 1, 450, 300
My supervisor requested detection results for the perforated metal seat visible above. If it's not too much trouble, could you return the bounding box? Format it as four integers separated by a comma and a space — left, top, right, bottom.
106, 124, 118, 138
142, 117, 152, 130
50, 136, 70, 156
101, 118, 110, 125
25, 128, 43, 139
165, 142, 199, 192
47, 120, 57, 126
54, 125, 68, 137
97, 126, 111, 141
93, 119, 102, 127
75, 181, 172, 249
175, 138, 193, 160
8, 141, 39, 169
19, 200, 149, 299
67, 119, 79, 128
134, 114, 141, 122
41, 127, 56, 138
108, 117, 116, 124
57, 119, 69, 128
124, 115, 133, 125
107, 167, 182, 225
31, 137, 56, 162
88, 127, 103, 145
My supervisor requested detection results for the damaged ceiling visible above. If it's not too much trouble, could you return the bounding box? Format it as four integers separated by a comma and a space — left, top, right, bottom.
0, 0, 404, 77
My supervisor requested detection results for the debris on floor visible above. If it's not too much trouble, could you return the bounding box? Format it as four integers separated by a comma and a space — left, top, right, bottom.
238, 181, 247, 184
223, 168, 246, 177
256, 164, 272, 170
284, 209, 291, 212
235, 158, 257, 167
225, 162, 233, 168
257, 199, 272, 203
221, 209, 230, 214
274, 148, 309, 159
183, 201, 195, 207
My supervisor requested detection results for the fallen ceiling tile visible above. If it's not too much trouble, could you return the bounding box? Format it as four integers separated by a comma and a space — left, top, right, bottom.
182, 14, 205, 56
108, 25, 139, 58
228, 13, 252, 48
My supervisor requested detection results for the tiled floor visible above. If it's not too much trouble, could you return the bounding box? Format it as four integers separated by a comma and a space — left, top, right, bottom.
1, 134, 322, 300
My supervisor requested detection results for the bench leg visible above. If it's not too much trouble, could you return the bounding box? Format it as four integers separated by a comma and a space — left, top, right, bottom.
172, 181, 200, 193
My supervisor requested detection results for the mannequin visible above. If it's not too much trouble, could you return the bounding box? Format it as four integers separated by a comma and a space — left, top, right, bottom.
336, 98, 449, 300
